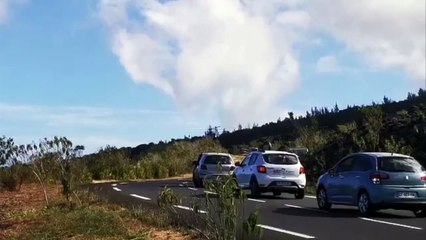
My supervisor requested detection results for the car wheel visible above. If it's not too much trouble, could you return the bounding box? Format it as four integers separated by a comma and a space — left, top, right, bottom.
317, 187, 331, 210
250, 177, 260, 198
273, 191, 281, 197
358, 191, 373, 216
193, 175, 200, 188
413, 209, 426, 218
295, 189, 305, 199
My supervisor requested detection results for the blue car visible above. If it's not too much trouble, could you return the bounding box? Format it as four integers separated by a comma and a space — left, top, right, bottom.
316, 152, 426, 217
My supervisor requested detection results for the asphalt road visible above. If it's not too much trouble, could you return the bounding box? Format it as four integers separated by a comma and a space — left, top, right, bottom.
87, 179, 426, 240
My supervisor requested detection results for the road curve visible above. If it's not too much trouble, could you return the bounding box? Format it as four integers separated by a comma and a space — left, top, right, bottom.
87, 179, 426, 240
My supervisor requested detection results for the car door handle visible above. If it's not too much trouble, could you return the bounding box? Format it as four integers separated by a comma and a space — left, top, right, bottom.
355, 176, 360, 179
339, 175, 344, 179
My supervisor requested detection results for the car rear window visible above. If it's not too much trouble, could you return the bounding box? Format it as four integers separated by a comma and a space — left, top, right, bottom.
378, 157, 425, 173
203, 155, 232, 165
263, 154, 298, 165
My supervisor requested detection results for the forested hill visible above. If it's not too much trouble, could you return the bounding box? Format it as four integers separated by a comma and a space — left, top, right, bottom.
218, 89, 426, 153
81, 88, 426, 178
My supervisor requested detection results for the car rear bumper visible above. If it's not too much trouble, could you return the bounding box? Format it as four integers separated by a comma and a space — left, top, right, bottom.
369, 185, 426, 210
200, 173, 233, 181
260, 181, 304, 193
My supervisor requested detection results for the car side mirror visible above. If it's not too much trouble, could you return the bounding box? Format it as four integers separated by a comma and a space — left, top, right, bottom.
328, 168, 336, 175
192, 161, 197, 166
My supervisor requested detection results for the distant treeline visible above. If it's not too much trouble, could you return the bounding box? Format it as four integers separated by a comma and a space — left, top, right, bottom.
1, 89, 425, 192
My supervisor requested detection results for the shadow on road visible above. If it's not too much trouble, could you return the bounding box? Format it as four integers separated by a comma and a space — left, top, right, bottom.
272, 207, 416, 219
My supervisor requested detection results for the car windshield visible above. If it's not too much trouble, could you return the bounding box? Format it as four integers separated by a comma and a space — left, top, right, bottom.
263, 154, 298, 165
203, 155, 232, 165
378, 157, 425, 173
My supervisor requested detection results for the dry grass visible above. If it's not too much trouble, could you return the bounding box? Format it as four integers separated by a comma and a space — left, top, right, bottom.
232, 154, 246, 164
0, 184, 196, 240
91, 173, 193, 184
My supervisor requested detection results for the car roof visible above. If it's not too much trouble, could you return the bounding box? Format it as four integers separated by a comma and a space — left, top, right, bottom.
349, 152, 412, 158
202, 152, 232, 156
251, 150, 298, 156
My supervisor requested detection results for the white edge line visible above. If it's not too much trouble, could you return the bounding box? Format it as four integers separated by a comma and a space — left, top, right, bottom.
188, 187, 198, 191
305, 195, 316, 199
248, 198, 266, 203
112, 187, 122, 192
284, 204, 303, 209
359, 217, 422, 230
284, 204, 327, 213
130, 194, 151, 201
204, 191, 217, 195
257, 224, 316, 239
173, 205, 207, 214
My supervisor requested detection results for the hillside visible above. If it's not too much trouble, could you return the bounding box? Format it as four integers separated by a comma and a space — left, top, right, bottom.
73, 88, 426, 181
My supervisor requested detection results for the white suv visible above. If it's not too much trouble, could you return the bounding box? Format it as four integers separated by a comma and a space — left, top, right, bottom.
234, 150, 306, 199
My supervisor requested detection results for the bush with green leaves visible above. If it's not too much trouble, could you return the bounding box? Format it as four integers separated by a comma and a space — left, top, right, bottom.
157, 173, 262, 240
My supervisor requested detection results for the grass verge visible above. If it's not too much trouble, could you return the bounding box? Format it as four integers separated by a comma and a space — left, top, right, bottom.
0, 184, 196, 240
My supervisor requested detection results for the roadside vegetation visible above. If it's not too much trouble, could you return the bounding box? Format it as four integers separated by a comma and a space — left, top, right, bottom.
158, 174, 262, 240
1, 88, 425, 239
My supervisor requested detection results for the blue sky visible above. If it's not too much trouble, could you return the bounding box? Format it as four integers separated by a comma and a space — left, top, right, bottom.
0, 0, 424, 153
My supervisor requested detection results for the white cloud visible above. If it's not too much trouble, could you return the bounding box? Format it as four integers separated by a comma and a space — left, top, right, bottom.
0, 0, 27, 24
0, 103, 176, 128
0, 103, 210, 153
308, 0, 425, 85
316, 55, 341, 73
99, 0, 307, 128
98, 0, 425, 130
0, 0, 10, 23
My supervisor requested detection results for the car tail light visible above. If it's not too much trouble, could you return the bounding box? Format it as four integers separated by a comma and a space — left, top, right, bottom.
299, 167, 305, 174
230, 166, 235, 171
257, 165, 267, 174
370, 172, 389, 184
421, 175, 426, 181
200, 164, 207, 170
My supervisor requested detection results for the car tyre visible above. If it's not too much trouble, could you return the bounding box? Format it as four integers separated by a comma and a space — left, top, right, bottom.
413, 209, 426, 218
250, 177, 260, 198
192, 175, 199, 188
317, 187, 331, 210
358, 191, 373, 217
295, 189, 305, 199
273, 191, 281, 197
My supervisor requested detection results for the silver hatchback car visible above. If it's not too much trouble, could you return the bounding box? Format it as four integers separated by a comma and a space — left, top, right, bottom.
192, 152, 236, 187
316, 152, 426, 217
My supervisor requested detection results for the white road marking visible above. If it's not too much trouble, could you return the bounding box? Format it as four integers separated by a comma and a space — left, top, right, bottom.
173, 205, 207, 214
119, 182, 128, 185
204, 190, 217, 195
179, 184, 184, 187
113, 187, 122, 192
257, 224, 316, 239
130, 194, 151, 201
305, 195, 316, 199
247, 198, 266, 203
359, 217, 423, 230
111, 183, 117, 187
284, 204, 303, 209
284, 204, 327, 213
188, 187, 198, 191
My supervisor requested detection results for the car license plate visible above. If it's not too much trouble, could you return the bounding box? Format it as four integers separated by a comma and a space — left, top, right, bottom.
276, 181, 291, 186
395, 192, 417, 199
